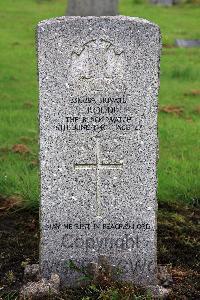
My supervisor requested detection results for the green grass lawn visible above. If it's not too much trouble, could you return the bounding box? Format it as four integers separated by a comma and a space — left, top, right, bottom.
0, 0, 199, 208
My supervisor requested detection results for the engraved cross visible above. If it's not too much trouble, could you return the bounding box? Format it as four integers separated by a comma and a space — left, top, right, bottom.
74, 139, 123, 217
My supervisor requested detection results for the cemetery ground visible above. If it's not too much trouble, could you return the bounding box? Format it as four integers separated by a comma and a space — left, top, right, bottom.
0, 0, 199, 299
0, 201, 199, 299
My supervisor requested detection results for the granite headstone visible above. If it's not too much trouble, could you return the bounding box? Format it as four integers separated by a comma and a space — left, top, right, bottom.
67, 0, 118, 16
37, 16, 161, 288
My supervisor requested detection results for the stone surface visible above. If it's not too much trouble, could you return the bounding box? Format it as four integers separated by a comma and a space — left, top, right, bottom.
20, 274, 60, 300
67, 0, 118, 16
157, 264, 173, 287
37, 16, 161, 287
87, 255, 116, 285
24, 264, 40, 282
147, 285, 171, 299
150, 0, 173, 6
175, 39, 200, 48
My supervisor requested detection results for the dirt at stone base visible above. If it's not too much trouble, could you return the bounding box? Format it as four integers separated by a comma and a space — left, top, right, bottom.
0, 199, 39, 298
0, 198, 199, 299
157, 202, 200, 299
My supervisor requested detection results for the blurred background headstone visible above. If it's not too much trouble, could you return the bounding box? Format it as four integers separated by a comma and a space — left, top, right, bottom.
175, 39, 200, 48
67, 0, 118, 16
150, 0, 174, 6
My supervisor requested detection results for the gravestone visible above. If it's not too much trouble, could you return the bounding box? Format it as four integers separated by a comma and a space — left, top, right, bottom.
37, 16, 161, 289
175, 39, 200, 48
67, 0, 118, 16
150, 0, 173, 6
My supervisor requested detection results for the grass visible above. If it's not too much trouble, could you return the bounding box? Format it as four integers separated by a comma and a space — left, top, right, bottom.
0, 0, 200, 208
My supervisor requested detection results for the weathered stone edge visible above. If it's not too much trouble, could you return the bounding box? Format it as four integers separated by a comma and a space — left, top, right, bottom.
37, 15, 160, 31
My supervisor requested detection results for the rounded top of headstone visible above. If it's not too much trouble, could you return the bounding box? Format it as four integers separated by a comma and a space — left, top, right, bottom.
37, 16, 160, 31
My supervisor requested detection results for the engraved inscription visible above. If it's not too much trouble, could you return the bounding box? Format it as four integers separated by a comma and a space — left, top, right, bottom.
68, 39, 126, 94
74, 138, 123, 217
54, 40, 140, 133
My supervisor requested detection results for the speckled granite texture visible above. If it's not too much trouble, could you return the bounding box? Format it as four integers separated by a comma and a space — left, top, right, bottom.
37, 16, 161, 287
67, 0, 118, 16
